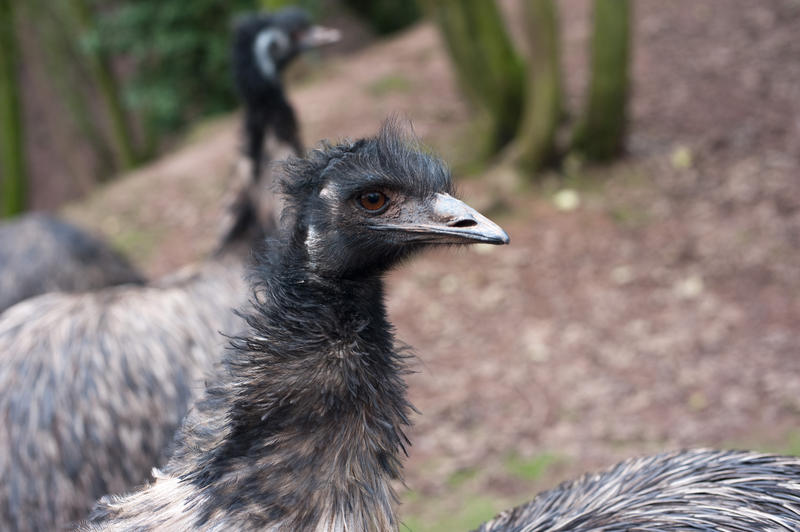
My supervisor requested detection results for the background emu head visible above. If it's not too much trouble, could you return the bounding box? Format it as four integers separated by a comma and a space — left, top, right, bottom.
235, 7, 340, 85
278, 122, 509, 279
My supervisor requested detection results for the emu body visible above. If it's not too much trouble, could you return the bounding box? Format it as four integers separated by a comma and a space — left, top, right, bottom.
475, 449, 800, 532
85, 123, 508, 530
0, 162, 276, 531
0, 259, 246, 529
0, 213, 143, 313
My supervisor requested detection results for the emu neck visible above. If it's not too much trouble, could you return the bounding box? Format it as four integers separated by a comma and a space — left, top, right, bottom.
194, 259, 411, 530
212, 206, 270, 262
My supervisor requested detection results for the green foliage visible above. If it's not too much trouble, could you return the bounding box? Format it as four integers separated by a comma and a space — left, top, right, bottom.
0, 0, 27, 216
343, 0, 420, 35
260, 0, 322, 19
70, 0, 140, 169
95, 0, 258, 138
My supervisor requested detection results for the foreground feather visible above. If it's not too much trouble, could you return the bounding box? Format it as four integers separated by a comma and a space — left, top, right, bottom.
475, 449, 800, 531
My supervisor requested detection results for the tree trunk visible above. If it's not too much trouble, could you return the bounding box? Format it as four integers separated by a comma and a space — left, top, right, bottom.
67, 0, 139, 172
0, 0, 27, 217
570, 0, 631, 161
509, 0, 562, 173
421, 0, 525, 155
25, 0, 116, 180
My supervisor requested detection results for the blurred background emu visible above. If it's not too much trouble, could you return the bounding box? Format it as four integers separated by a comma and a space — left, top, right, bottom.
1, 0, 799, 530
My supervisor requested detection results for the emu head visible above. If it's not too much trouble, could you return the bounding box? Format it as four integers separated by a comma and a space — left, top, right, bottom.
238, 7, 340, 82
279, 122, 509, 278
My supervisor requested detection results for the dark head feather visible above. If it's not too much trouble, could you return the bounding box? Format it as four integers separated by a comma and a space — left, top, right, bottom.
271, 120, 456, 278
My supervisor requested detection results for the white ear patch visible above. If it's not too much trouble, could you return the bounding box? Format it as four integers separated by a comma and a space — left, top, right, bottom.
253, 28, 289, 80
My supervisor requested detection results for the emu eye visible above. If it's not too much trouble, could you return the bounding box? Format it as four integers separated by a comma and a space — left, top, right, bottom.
359, 191, 388, 212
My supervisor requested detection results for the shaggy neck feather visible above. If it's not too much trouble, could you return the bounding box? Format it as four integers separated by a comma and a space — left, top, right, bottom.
187, 251, 412, 530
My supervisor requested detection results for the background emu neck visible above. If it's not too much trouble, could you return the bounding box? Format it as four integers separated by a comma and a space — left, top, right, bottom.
187, 264, 411, 530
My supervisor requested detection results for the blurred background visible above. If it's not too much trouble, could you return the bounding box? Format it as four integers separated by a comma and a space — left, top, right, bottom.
1, 0, 799, 530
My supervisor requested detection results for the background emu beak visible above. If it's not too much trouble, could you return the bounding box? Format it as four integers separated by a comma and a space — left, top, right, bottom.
300, 26, 341, 49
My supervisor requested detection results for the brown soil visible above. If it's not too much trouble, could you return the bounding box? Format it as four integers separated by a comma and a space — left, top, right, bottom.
63, 1, 800, 529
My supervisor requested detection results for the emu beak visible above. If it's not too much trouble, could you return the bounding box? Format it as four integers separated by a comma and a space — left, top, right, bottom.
299, 25, 341, 49
371, 193, 510, 245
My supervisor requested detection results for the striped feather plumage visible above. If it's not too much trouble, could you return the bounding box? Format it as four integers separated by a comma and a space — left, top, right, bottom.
475, 449, 800, 532
0, 163, 275, 531
0, 213, 144, 313
0, 259, 247, 530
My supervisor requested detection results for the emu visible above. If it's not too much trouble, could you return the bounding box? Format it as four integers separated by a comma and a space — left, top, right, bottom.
0, 156, 277, 531
0, 213, 143, 313
233, 7, 339, 179
84, 122, 508, 530
476, 449, 800, 531
85, 124, 800, 531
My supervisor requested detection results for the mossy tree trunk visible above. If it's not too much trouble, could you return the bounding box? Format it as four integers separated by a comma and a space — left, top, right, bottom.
23, 0, 116, 179
0, 0, 27, 217
570, 0, 631, 161
509, 0, 562, 174
420, 0, 525, 156
67, 0, 139, 173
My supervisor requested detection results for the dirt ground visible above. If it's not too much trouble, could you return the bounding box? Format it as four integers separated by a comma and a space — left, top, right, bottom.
63, 1, 800, 530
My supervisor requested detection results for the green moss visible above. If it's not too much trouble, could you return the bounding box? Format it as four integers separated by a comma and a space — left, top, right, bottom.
403, 489, 422, 504
446, 467, 479, 488
781, 433, 800, 457
402, 495, 500, 532
724, 430, 800, 459
762, 431, 800, 457
367, 74, 413, 97
111, 227, 160, 261
503, 452, 559, 481
401, 516, 425, 532
608, 204, 650, 229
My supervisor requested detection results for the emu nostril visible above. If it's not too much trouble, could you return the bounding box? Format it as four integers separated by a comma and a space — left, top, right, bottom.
449, 218, 478, 228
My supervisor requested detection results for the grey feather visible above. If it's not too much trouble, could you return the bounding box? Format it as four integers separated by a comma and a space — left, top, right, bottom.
475, 449, 800, 532
0, 162, 276, 531
0, 214, 144, 313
